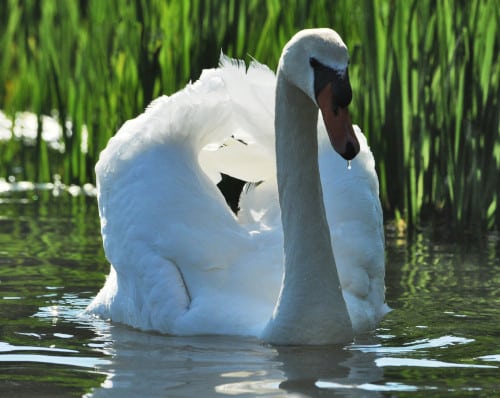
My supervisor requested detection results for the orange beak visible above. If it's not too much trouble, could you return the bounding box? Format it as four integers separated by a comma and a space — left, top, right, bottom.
316, 82, 359, 160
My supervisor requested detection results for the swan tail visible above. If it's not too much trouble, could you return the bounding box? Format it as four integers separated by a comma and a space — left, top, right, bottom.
87, 257, 191, 334
86, 266, 118, 319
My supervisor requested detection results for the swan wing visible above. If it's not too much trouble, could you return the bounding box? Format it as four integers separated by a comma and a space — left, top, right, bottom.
198, 55, 276, 183
89, 56, 282, 335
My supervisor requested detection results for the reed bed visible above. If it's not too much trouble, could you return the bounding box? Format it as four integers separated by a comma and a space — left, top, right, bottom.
0, 0, 499, 230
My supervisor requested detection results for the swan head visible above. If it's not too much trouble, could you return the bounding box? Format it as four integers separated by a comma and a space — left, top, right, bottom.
278, 28, 360, 160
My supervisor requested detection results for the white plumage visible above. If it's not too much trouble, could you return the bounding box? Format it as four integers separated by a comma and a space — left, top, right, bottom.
88, 29, 388, 344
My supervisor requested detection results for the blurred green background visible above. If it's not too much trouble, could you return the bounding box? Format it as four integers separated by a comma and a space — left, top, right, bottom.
0, 0, 499, 230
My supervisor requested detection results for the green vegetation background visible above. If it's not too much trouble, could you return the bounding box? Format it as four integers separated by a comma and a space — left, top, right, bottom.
0, 0, 499, 230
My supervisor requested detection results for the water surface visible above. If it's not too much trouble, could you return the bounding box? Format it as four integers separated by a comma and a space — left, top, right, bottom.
0, 186, 499, 397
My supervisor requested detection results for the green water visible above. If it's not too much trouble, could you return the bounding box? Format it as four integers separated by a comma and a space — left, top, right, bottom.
0, 187, 499, 397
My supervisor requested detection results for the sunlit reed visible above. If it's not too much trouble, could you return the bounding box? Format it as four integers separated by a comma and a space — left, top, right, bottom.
0, 0, 498, 230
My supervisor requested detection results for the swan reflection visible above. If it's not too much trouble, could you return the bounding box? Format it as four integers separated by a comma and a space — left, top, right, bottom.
88, 325, 383, 397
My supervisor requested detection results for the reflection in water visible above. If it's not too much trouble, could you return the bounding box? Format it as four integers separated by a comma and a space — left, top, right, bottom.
274, 344, 383, 397
88, 325, 384, 398
87, 324, 498, 397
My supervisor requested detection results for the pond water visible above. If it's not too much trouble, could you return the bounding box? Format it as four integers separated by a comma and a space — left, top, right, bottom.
0, 185, 499, 397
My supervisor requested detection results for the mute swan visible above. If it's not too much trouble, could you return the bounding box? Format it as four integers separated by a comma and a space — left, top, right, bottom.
88, 28, 389, 345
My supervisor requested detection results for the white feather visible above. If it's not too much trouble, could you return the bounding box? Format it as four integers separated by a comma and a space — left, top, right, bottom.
88, 31, 389, 341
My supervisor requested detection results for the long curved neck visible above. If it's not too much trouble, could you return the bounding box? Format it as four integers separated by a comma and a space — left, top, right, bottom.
262, 73, 353, 345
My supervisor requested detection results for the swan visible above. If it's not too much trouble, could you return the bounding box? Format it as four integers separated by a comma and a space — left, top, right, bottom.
87, 28, 389, 345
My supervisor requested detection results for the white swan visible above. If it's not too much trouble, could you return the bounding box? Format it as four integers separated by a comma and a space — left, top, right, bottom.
88, 28, 389, 345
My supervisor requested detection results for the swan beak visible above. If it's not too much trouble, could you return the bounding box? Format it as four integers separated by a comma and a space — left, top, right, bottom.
317, 82, 360, 161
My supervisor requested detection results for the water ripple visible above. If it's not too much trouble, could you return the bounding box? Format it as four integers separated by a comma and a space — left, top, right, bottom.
375, 357, 496, 369
0, 353, 111, 368
0, 341, 111, 369
351, 335, 474, 354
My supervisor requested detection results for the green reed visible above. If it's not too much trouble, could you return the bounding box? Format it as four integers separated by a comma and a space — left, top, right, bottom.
0, 0, 499, 231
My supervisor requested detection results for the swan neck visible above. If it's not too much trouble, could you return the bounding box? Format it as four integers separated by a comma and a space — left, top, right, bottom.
263, 73, 352, 345
275, 74, 337, 292
275, 77, 325, 245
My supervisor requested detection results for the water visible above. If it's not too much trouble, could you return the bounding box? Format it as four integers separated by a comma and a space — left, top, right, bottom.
1, 185, 499, 397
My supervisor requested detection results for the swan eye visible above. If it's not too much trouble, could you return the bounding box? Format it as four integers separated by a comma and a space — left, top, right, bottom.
309, 57, 320, 68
